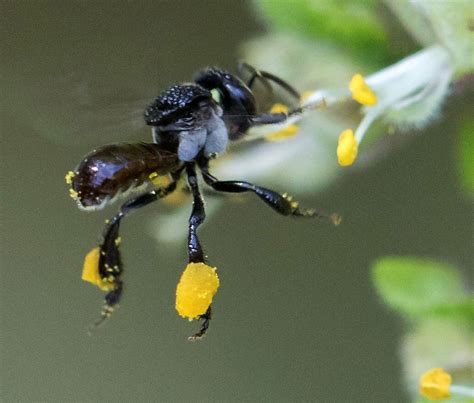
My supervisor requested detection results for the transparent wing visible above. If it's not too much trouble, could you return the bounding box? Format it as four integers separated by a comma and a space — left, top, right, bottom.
3, 69, 153, 146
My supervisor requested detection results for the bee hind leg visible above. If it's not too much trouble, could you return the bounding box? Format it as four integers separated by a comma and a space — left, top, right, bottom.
87, 181, 178, 332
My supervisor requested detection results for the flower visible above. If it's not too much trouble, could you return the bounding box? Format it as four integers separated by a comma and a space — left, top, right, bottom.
175, 262, 220, 320
300, 45, 453, 167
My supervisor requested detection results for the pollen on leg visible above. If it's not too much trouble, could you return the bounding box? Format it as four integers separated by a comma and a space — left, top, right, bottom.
149, 172, 172, 187
82, 247, 115, 291
69, 188, 79, 200
176, 262, 220, 320
65, 171, 76, 184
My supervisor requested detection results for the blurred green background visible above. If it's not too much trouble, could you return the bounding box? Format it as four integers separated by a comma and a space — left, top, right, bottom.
1, 1, 472, 401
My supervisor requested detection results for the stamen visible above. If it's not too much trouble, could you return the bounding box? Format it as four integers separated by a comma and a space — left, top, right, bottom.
264, 104, 299, 141
299, 91, 316, 104
337, 129, 358, 166
269, 103, 289, 114
349, 74, 378, 106
265, 125, 299, 141
419, 368, 452, 400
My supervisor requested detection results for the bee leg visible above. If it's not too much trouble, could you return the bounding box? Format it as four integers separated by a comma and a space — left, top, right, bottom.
186, 163, 206, 264
200, 167, 340, 224
188, 306, 212, 341
238, 61, 273, 93
249, 106, 304, 126
185, 163, 213, 338
89, 182, 178, 332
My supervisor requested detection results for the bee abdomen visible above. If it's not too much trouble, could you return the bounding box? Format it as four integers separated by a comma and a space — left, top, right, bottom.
68, 143, 181, 210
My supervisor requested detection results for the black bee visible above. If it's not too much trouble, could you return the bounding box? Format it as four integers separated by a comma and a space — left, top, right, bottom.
67, 64, 337, 339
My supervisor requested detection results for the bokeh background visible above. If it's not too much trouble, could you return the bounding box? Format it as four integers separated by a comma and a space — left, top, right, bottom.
1, 1, 472, 402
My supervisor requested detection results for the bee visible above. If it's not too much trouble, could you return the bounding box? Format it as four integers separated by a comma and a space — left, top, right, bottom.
67, 64, 338, 339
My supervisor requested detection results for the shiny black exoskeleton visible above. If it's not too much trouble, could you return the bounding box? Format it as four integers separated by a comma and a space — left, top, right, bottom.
68, 64, 336, 340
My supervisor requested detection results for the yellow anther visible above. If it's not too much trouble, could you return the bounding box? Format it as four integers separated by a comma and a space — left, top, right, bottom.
337, 129, 358, 166
270, 103, 289, 114
176, 262, 220, 320
114, 237, 122, 246
264, 103, 299, 141
419, 368, 452, 400
69, 188, 79, 200
349, 74, 377, 106
266, 125, 299, 141
65, 171, 75, 184
299, 91, 314, 104
82, 247, 115, 291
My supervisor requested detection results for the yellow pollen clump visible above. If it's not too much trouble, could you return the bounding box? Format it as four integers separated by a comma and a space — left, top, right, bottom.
65, 171, 76, 184
82, 247, 115, 291
337, 129, 358, 166
175, 262, 219, 320
69, 188, 79, 200
419, 368, 452, 400
265, 103, 299, 141
150, 174, 188, 205
349, 74, 377, 106
149, 173, 172, 188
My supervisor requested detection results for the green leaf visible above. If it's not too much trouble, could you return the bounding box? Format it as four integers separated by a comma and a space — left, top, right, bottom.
372, 257, 467, 317
458, 119, 474, 197
254, 0, 390, 68
429, 299, 474, 323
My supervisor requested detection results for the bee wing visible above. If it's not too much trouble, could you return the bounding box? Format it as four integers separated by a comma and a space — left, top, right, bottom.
4, 70, 153, 146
